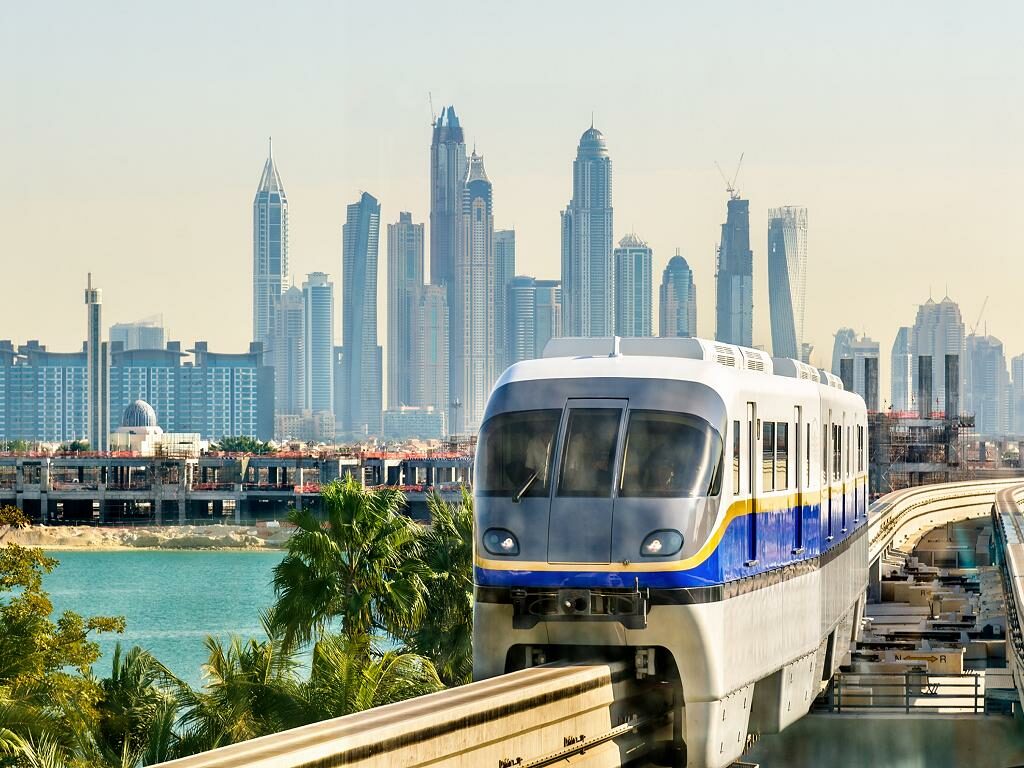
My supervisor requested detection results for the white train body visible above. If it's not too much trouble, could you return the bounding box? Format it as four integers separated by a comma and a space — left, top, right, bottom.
472, 337, 868, 767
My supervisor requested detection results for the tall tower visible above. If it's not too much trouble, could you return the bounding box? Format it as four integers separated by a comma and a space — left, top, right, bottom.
767, 206, 808, 360
341, 192, 383, 436
429, 106, 467, 290
911, 296, 965, 415
253, 138, 289, 352
387, 212, 425, 409
84, 274, 109, 450
302, 272, 334, 416
410, 285, 449, 417
275, 285, 306, 418
561, 125, 614, 337
613, 233, 652, 337
714, 198, 753, 347
452, 151, 495, 434
660, 250, 697, 338
891, 326, 913, 411
493, 229, 516, 373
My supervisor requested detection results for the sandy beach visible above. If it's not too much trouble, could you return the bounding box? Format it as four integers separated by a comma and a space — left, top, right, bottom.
0, 522, 291, 551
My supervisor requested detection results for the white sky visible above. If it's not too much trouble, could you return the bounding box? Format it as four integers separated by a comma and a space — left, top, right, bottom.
3, 1, 1023, 404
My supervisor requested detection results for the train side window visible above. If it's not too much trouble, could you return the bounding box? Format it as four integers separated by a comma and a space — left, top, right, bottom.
776, 422, 788, 490
847, 426, 852, 477
732, 420, 741, 495
806, 423, 811, 486
763, 421, 775, 492
822, 424, 828, 484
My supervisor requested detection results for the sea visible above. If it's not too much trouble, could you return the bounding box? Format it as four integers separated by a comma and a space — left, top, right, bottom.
43, 549, 284, 688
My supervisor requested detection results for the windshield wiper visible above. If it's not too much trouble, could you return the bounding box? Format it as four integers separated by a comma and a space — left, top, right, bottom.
512, 472, 539, 503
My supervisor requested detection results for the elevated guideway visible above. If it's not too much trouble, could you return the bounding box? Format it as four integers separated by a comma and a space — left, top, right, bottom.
867, 478, 1024, 598
990, 483, 1024, 700
153, 660, 674, 768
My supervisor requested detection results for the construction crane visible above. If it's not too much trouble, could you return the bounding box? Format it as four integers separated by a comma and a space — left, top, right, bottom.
970, 295, 989, 336
715, 152, 744, 200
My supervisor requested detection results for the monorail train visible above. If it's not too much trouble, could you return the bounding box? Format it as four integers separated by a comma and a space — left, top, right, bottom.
472, 336, 869, 768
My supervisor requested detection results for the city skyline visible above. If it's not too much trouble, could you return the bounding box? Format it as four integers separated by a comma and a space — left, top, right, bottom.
5, 2, 1024, 402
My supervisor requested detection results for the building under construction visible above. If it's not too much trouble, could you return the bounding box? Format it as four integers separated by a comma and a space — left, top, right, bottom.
868, 353, 974, 496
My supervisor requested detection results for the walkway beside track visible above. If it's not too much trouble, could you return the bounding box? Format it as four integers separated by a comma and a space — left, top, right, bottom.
153, 660, 673, 768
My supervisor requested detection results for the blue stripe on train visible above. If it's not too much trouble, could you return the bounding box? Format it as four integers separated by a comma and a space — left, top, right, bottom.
475, 493, 867, 590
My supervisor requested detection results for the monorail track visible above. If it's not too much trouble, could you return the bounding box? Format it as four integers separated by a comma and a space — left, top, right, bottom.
154, 660, 674, 768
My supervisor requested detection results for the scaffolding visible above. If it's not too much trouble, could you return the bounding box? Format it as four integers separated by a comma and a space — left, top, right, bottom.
869, 410, 974, 497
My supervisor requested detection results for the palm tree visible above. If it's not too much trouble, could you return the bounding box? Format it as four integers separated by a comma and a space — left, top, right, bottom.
270, 478, 427, 650
170, 623, 303, 756
298, 634, 442, 721
402, 491, 474, 686
93, 644, 176, 766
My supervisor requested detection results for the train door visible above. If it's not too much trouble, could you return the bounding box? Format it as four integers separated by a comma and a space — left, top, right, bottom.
794, 405, 804, 553
547, 399, 626, 564
747, 402, 758, 565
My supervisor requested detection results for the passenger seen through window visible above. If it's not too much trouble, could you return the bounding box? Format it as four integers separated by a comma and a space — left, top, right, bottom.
619, 410, 723, 498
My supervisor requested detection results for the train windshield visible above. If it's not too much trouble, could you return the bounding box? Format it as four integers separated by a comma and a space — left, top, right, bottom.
477, 409, 561, 498
619, 410, 723, 498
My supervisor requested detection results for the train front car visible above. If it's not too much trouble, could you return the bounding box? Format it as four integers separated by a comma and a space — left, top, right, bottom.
472, 336, 869, 768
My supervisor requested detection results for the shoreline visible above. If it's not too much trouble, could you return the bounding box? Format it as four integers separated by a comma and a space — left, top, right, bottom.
2, 523, 289, 552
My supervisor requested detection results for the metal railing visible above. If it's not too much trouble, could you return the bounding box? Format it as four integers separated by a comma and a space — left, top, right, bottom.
821, 671, 985, 714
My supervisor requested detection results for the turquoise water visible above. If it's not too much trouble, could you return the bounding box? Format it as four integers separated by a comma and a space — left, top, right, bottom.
43, 550, 284, 688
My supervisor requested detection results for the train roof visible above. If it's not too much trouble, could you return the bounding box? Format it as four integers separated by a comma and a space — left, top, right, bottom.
495, 336, 865, 410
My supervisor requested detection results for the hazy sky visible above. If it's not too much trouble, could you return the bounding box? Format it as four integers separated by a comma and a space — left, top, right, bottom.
3, 1, 1023, 403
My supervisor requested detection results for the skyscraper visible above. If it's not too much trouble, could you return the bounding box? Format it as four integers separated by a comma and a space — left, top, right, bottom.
252, 139, 289, 352
613, 233, 652, 337
966, 334, 1009, 435
714, 197, 753, 347
831, 328, 857, 376
508, 277, 563, 364
561, 126, 614, 337
891, 326, 913, 411
341, 192, 383, 436
659, 250, 697, 338
410, 285, 449, 416
451, 151, 496, 434
494, 229, 516, 373
836, 334, 880, 403
387, 212, 424, 409
1011, 354, 1024, 434
430, 106, 467, 290
302, 272, 334, 416
109, 317, 165, 351
911, 296, 965, 416
84, 274, 109, 450
275, 285, 305, 418
767, 206, 808, 360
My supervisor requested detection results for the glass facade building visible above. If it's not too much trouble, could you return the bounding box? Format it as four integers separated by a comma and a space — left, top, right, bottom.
891, 326, 913, 412
767, 206, 808, 360
561, 126, 614, 337
613, 233, 652, 338
387, 212, 424, 409
452, 152, 496, 434
714, 197, 753, 347
659, 251, 697, 338
340, 192, 383, 436
252, 140, 289, 353
302, 272, 335, 416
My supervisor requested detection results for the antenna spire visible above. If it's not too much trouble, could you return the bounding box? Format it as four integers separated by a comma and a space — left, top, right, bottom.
268, 136, 273, 159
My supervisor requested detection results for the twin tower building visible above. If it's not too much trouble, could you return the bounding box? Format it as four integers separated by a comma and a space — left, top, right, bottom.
253, 113, 810, 440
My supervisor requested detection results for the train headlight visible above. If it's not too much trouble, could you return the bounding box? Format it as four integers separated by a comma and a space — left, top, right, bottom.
483, 528, 520, 556
640, 530, 683, 557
